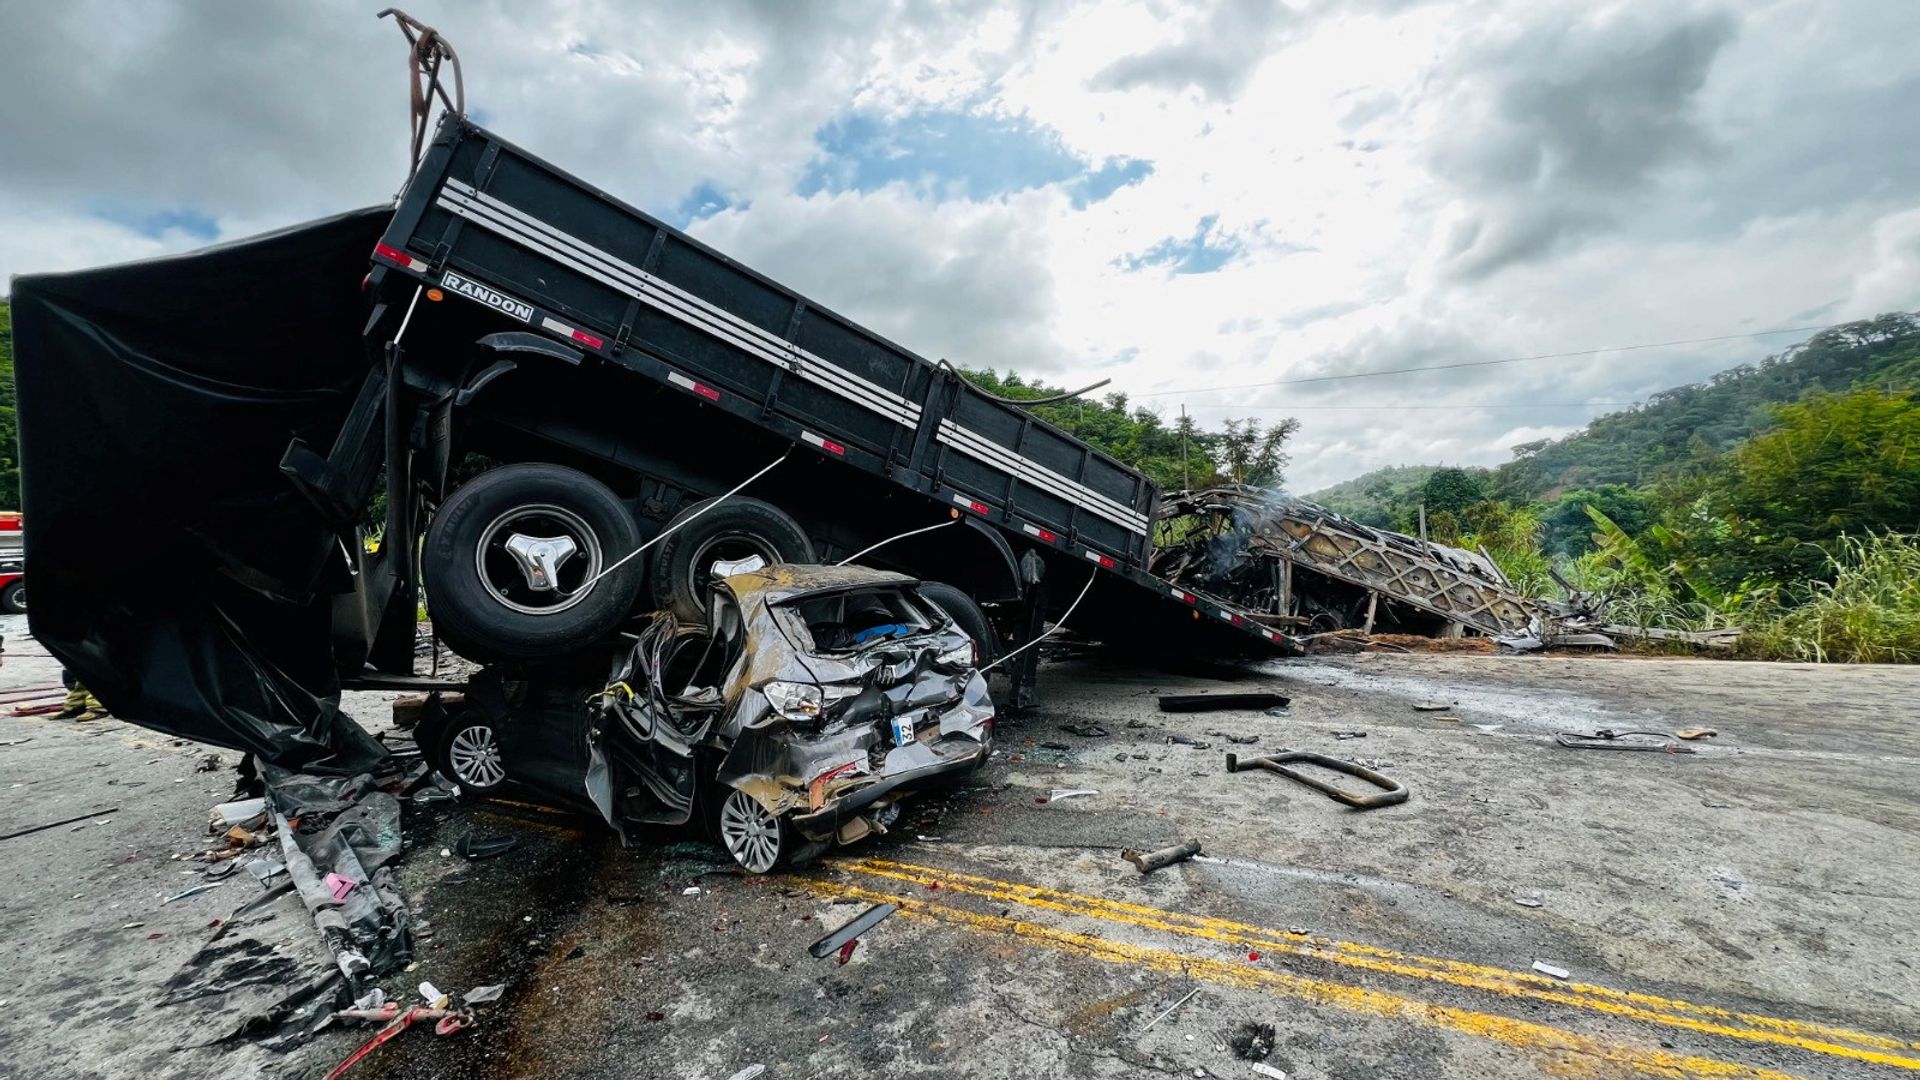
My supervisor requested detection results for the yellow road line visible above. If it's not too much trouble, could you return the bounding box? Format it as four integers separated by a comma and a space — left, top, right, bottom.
803, 879, 1806, 1080
839, 857, 1920, 1071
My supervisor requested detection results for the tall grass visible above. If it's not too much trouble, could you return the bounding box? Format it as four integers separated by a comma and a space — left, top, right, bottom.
1741, 534, 1920, 663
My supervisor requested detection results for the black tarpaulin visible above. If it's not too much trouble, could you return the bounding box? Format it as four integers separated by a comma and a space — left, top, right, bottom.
11, 208, 393, 772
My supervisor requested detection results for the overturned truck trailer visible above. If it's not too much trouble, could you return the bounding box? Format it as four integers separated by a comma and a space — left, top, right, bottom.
11, 114, 1299, 772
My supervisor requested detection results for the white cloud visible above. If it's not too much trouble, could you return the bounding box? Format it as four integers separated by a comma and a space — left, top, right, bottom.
5, 0, 1917, 496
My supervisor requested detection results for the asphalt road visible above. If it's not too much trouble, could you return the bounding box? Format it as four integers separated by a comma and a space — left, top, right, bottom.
2, 614, 1916, 1079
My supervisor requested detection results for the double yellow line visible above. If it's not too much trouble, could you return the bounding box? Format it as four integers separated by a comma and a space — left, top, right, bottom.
817, 856, 1920, 1078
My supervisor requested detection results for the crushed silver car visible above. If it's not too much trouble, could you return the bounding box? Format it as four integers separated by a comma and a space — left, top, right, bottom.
422, 565, 994, 872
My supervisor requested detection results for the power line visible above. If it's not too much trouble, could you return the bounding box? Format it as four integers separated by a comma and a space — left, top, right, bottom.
1131, 322, 1840, 398
1181, 402, 1643, 411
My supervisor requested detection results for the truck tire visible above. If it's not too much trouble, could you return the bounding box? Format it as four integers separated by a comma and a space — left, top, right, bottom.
917, 581, 998, 665
647, 497, 814, 622
423, 463, 642, 662
0, 581, 23, 614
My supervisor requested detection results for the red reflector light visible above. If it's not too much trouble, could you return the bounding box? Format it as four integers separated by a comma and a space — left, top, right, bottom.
969, 500, 988, 514
823, 439, 846, 456
373, 242, 413, 266
1036, 528, 1057, 543
571, 329, 604, 349
1095, 554, 1115, 569
692, 382, 720, 401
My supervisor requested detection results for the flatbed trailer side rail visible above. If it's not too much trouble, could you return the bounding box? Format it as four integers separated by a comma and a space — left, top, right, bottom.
373, 116, 1294, 655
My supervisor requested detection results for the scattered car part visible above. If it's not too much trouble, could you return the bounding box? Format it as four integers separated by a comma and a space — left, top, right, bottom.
1412, 702, 1452, 712
1230, 1020, 1277, 1061
1122, 838, 1203, 874
464, 984, 507, 1004
165, 882, 225, 904
1330, 730, 1367, 740
1137, 986, 1201, 1033
454, 834, 518, 860
1531, 961, 1571, 980
1048, 789, 1099, 802
1225, 751, 1409, 809
1158, 693, 1291, 713
808, 902, 897, 959
1676, 727, 1719, 740
0, 807, 119, 843
647, 496, 815, 621
422, 463, 643, 663
1061, 723, 1109, 737
1554, 730, 1696, 753
1251, 1064, 1290, 1079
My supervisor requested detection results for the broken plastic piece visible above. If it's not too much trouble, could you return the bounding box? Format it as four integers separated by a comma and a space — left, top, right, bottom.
1251, 1064, 1289, 1079
418, 981, 447, 1007
244, 858, 286, 883
1158, 693, 1290, 713
164, 882, 224, 903
1531, 961, 1570, 979
455, 834, 518, 860
1048, 788, 1098, 802
210, 797, 267, 825
809, 902, 897, 959
463, 984, 507, 1005
325, 872, 359, 901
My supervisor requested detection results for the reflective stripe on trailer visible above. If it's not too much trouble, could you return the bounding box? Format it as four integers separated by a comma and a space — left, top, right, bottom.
951, 493, 991, 515
373, 242, 429, 273
801, 431, 846, 456
434, 181, 922, 429
1021, 523, 1058, 544
667, 371, 722, 401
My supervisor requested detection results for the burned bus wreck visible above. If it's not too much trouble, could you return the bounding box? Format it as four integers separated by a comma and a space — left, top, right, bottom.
1154, 487, 1543, 640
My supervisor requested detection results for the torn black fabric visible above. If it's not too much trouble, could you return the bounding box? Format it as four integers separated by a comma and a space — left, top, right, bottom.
11, 208, 393, 772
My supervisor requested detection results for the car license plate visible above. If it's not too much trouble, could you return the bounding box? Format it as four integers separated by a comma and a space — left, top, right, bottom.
890, 714, 919, 746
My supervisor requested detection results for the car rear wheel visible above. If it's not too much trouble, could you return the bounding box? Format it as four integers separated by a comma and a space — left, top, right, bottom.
423, 463, 643, 662
437, 718, 508, 792
716, 788, 788, 873
648, 497, 814, 622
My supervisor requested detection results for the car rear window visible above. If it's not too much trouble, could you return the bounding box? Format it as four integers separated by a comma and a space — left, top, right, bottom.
775, 586, 940, 652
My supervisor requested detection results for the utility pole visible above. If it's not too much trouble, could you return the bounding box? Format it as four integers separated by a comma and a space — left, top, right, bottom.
1180, 403, 1190, 490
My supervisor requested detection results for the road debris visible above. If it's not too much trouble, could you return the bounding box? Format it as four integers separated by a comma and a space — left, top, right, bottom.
1329, 730, 1367, 740
0, 806, 121, 843
1122, 838, 1203, 874
1206, 730, 1262, 744
1166, 734, 1212, 748
1250, 1063, 1290, 1079
1048, 788, 1099, 803
808, 902, 897, 960
1137, 986, 1201, 1033
463, 984, 507, 1004
1676, 728, 1719, 740
1225, 751, 1409, 809
323, 1000, 472, 1080
726, 1067, 767, 1080
1531, 961, 1571, 980
1413, 702, 1452, 712
1159, 693, 1290, 713
1555, 730, 1696, 753
1229, 1020, 1277, 1060
1514, 890, 1545, 908
1061, 723, 1110, 737
164, 882, 224, 904
455, 834, 518, 860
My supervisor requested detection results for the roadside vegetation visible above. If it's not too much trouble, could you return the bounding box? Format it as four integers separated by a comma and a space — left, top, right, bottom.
969, 315, 1920, 664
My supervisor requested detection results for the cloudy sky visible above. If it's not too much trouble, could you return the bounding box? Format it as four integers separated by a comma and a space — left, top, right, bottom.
4, 1, 1917, 491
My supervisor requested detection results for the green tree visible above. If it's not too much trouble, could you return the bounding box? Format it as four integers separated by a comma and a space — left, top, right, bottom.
1706, 388, 1920, 584
1219, 416, 1301, 489
1420, 467, 1484, 516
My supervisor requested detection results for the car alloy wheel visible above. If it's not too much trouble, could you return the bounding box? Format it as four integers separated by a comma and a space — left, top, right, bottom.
718, 788, 784, 873
446, 723, 506, 789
